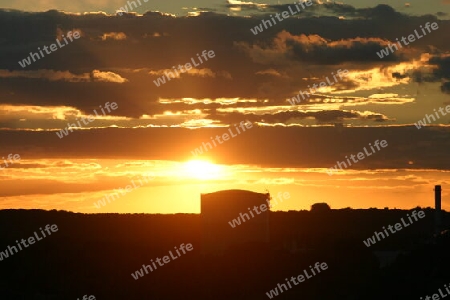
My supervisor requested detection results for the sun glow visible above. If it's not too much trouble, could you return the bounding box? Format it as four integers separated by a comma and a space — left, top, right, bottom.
182, 160, 224, 180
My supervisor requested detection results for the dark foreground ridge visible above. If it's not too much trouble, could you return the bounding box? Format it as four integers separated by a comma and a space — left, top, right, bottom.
0, 208, 449, 299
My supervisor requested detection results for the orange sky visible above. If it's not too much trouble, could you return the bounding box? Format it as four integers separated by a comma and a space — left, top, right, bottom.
0, 2, 449, 213
0, 158, 447, 213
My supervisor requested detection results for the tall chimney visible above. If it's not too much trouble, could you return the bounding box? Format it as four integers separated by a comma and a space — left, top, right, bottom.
434, 185, 442, 235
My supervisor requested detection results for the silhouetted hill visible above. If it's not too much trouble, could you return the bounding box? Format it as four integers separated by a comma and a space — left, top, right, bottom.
0, 208, 448, 299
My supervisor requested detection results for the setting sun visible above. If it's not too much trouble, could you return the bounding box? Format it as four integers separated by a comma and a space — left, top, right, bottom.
182, 160, 224, 180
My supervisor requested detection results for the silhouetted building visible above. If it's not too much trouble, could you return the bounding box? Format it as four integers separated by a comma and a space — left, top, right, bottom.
435, 185, 442, 235
201, 189, 270, 255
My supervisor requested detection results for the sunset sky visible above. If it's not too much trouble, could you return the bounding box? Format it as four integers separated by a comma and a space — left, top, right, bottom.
0, 0, 449, 213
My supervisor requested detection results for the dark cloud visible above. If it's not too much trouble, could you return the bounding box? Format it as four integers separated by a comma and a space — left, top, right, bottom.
226, 2, 398, 20
429, 54, 450, 78
1, 126, 450, 170
235, 31, 403, 64
392, 72, 409, 79
409, 54, 450, 92
441, 82, 450, 93
206, 110, 391, 124
0, 6, 448, 120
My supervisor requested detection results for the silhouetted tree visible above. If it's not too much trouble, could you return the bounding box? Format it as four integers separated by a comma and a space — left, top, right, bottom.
310, 202, 331, 212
